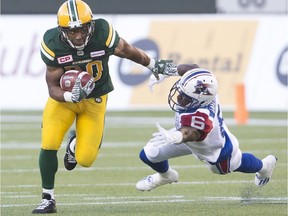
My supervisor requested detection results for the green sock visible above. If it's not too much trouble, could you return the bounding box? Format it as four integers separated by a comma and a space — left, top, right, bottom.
39, 149, 58, 189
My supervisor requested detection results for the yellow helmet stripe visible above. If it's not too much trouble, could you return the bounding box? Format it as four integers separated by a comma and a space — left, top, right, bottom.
41, 40, 55, 61
105, 23, 116, 48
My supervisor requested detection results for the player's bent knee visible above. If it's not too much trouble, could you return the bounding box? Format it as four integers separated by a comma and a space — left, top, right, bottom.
76, 152, 97, 168
77, 158, 94, 168
143, 142, 161, 162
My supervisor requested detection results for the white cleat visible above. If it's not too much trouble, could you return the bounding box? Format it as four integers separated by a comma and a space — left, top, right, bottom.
136, 168, 179, 191
254, 155, 277, 187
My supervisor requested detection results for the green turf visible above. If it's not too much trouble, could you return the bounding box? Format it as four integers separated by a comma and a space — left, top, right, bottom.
1, 111, 287, 216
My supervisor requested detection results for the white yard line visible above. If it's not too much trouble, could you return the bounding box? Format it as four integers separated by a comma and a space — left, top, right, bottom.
1, 163, 286, 173
1, 179, 287, 189
1, 115, 287, 126
1, 195, 287, 207
1, 136, 287, 150
1, 148, 284, 161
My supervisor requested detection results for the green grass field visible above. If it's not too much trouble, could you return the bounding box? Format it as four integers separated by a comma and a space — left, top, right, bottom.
1, 111, 287, 216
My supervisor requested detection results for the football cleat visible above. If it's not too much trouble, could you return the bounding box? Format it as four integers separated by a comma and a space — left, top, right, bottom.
32, 193, 56, 214
254, 155, 278, 187
136, 168, 179, 191
64, 130, 77, 171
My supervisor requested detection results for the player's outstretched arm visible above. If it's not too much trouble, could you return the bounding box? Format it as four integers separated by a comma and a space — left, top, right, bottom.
114, 38, 177, 80
147, 63, 200, 92
114, 38, 150, 67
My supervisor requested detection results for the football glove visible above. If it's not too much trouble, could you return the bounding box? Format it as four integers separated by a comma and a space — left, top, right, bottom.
71, 77, 87, 103
147, 59, 178, 80
82, 77, 95, 96
71, 77, 95, 103
148, 74, 168, 93
149, 123, 183, 147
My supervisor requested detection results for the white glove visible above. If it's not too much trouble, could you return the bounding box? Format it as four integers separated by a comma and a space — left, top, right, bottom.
149, 123, 183, 147
148, 74, 168, 92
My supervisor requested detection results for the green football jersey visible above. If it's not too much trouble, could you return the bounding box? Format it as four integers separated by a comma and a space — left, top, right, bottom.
40, 18, 120, 98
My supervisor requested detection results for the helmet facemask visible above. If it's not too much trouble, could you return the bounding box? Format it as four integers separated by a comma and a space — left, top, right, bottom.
168, 68, 218, 112
169, 81, 202, 112
59, 21, 94, 50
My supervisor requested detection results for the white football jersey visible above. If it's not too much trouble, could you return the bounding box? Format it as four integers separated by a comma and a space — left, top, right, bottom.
175, 99, 227, 163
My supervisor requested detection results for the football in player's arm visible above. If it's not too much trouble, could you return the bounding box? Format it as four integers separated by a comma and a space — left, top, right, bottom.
32, 0, 176, 214
135, 64, 278, 192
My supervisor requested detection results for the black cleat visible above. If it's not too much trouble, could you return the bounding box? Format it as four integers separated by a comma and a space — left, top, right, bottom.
32, 193, 56, 214
64, 130, 77, 171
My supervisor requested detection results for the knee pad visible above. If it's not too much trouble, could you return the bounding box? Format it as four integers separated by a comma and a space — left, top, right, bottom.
143, 142, 160, 163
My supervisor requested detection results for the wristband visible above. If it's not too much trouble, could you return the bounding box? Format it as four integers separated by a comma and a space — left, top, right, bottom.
63, 91, 73, 102
147, 58, 156, 70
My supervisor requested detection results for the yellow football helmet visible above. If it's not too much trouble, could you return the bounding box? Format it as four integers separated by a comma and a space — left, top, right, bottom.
57, 0, 94, 50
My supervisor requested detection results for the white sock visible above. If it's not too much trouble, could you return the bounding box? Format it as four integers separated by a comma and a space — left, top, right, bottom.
43, 188, 55, 200
69, 139, 76, 153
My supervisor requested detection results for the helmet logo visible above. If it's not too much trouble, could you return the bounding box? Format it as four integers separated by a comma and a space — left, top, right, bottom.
193, 80, 213, 96
68, 20, 83, 28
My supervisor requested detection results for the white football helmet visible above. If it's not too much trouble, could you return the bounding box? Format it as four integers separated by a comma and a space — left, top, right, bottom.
168, 68, 218, 112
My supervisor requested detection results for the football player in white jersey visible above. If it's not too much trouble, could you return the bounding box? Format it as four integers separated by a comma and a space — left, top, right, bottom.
136, 64, 278, 191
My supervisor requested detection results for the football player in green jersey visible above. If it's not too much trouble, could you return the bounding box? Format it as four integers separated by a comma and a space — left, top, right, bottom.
32, 0, 177, 214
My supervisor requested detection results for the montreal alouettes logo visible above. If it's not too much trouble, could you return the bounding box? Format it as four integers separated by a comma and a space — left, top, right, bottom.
193, 80, 213, 95
57, 55, 73, 64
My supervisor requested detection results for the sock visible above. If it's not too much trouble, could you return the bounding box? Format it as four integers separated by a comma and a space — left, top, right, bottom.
43, 188, 55, 200
235, 153, 263, 173
39, 149, 58, 189
139, 149, 169, 173
69, 139, 76, 154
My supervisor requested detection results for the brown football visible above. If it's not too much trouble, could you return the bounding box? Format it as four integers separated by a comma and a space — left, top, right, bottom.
60, 70, 92, 92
